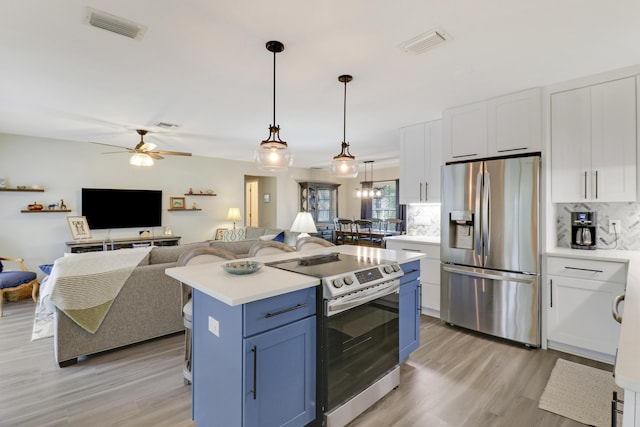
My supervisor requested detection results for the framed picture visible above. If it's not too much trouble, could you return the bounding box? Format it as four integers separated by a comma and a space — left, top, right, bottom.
66, 216, 92, 240
215, 228, 228, 240
263, 193, 270, 203
170, 197, 186, 209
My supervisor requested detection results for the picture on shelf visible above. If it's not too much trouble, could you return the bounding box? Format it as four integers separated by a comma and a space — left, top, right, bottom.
215, 228, 227, 240
170, 197, 186, 209
66, 216, 91, 240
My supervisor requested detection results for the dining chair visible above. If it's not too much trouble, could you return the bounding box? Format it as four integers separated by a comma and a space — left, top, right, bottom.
176, 247, 238, 384
386, 219, 405, 235
354, 220, 374, 246
335, 219, 355, 245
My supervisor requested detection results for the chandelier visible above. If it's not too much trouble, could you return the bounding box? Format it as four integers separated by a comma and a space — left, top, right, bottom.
354, 160, 382, 198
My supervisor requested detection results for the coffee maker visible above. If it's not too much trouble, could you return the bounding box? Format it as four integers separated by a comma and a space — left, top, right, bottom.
571, 212, 596, 250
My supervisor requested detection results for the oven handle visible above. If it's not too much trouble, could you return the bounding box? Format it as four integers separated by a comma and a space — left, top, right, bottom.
326, 280, 400, 316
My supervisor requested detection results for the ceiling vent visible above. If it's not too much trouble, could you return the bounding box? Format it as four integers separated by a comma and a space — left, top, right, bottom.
84, 7, 147, 41
400, 29, 449, 54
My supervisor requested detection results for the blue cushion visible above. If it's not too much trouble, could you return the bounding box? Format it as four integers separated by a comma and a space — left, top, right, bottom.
273, 231, 285, 243
39, 264, 54, 275
0, 271, 36, 290
0, 260, 3, 273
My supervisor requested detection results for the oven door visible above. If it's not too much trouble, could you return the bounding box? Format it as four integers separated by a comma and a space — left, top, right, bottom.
323, 285, 400, 412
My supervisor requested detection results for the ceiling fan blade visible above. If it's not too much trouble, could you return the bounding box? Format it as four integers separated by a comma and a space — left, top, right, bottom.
149, 150, 192, 157
147, 153, 164, 160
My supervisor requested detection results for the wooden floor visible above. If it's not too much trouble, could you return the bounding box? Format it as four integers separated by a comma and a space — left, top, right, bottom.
1, 299, 612, 427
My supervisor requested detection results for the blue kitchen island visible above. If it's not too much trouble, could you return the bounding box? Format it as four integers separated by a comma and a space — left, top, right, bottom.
166, 245, 423, 427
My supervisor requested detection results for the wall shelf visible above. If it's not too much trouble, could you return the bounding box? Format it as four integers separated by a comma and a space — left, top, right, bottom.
1, 187, 45, 192
168, 208, 203, 211
21, 209, 71, 213
184, 193, 216, 196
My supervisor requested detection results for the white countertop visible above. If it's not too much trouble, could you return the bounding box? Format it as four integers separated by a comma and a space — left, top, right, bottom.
384, 235, 440, 245
546, 247, 640, 392
614, 252, 640, 392
165, 244, 424, 307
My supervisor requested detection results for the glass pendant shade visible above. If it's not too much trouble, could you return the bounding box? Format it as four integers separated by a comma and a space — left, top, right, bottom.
331, 142, 358, 178
256, 40, 292, 171
331, 75, 358, 178
129, 153, 154, 166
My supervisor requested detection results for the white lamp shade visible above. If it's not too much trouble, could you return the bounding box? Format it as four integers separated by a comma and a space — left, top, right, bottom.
129, 153, 154, 166
226, 207, 242, 221
290, 212, 317, 234
254, 143, 292, 172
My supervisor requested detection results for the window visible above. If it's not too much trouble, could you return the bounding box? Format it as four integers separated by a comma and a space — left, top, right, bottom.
361, 180, 398, 220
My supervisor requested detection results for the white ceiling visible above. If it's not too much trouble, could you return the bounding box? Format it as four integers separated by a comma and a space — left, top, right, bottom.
2, 0, 640, 168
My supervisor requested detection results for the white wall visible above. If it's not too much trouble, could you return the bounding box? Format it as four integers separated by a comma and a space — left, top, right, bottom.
0, 133, 324, 276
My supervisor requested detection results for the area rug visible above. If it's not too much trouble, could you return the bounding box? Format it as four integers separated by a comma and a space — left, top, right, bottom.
539, 358, 622, 427
31, 311, 54, 341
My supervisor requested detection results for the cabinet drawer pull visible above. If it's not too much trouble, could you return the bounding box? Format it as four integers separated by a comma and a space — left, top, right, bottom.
497, 147, 527, 153
563, 266, 603, 273
251, 345, 257, 400
612, 294, 625, 324
265, 303, 306, 318
452, 153, 478, 159
584, 171, 587, 199
595, 170, 598, 199
401, 248, 422, 252
419, 182, 423, 201
550, 279, 553, 308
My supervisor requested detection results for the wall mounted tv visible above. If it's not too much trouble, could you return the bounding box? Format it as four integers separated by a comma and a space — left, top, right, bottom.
82, 188, 162, 230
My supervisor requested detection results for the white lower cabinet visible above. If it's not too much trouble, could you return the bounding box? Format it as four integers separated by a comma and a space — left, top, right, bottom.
386, 239, 440, 317
546, 255, 626, 362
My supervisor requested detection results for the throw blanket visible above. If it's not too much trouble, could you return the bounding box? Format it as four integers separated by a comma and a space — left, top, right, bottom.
49, 247, 152, 334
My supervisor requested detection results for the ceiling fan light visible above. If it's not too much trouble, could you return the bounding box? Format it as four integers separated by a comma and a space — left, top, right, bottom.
129, 153, 154, 166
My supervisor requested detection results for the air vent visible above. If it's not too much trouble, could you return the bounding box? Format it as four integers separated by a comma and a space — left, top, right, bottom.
85, 7, 147, 41
400, 29, 449, 54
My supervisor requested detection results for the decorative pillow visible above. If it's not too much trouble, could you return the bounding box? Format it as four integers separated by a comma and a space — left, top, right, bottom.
39, 264, 54, 275
273, 231, 285, 243
259, 234, 277, 241
222, 228, 246, 242
244, 227, 264, 239
0, 260, 3, 273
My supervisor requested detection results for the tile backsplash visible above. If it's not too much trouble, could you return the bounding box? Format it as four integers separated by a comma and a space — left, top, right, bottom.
407, 204, 441, 236
556, 202, 640, 250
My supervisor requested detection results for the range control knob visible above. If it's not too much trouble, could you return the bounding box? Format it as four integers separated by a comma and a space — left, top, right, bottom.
332, 278, 343, 288
392, 264, 401, 272
383, 265, 394, 274
344, 276, 354, 285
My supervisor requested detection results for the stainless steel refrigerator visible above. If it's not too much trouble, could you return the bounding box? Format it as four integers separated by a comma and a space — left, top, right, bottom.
440, 155, 540, 346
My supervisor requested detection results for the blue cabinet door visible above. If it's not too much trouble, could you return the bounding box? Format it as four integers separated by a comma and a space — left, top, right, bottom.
243, 316, 316, 427
399, 260, 421, 361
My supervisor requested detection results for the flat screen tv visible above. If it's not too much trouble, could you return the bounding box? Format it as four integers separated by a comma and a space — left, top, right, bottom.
82, 188, 162, 230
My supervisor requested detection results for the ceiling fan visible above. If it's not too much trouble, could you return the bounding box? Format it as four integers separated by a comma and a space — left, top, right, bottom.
97, 129, 192, 166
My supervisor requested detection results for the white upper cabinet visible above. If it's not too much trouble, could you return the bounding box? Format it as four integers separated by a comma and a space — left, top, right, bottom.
551, 76, 637, 203
399, 120, 442, 204
442, 88, 541, 163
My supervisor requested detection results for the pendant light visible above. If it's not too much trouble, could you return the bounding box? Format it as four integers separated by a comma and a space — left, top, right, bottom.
254, 40, 292, 171
354, 161, 382, 198
330, 74, 358, 178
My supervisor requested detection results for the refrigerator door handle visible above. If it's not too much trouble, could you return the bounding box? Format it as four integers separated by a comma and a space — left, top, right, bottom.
475, 172, 483, 263
442, 264, 535, 283
483, 170, 490, 265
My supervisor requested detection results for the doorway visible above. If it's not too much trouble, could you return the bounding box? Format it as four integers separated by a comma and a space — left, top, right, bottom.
244, 175, 277, 228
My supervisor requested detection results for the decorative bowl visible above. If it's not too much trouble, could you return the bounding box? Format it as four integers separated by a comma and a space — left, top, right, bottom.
222, 261, 263, 275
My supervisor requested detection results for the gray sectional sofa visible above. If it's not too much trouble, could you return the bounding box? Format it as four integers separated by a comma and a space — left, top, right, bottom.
55, 228, 300, 367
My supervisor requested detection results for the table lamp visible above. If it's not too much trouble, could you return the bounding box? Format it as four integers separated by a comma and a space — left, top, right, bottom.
290, 212, 317, 239
226, 207, 242, 229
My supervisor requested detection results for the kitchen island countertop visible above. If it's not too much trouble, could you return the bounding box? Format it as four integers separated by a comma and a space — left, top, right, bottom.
165, 244, 424, 307
384, 235, 440, 244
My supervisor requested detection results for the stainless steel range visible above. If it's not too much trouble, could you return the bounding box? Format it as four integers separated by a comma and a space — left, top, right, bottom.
269, 252, 404, 427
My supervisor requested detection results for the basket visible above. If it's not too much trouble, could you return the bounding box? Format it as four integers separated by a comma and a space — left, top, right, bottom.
3, 283, 33, 301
